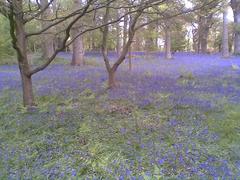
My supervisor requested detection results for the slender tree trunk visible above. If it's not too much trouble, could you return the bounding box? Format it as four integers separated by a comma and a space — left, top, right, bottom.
71, 0, 85, 66
192, 28, 198, 52
101, 6, 141, 89
128, 45, 132, 71
116, 11, 121, 56
123, 12, 128, 48
222, 6, 230, 58
17, 27, 35, 107
40, 0, 54, 59
19, 67, 35, 107
165, 27, 172, 59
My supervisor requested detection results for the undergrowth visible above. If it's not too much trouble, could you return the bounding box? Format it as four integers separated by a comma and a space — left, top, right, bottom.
0, 88, 239, 179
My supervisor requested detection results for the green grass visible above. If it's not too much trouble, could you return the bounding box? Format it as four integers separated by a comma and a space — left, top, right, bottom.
207, 105, 240, 160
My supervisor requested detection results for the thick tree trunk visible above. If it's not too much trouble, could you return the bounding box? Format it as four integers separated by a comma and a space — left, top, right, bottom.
222, 6, 230, 58
233, 11, 240, 54
40, 0, 54, 59
108, 70, 116, 88
200, 35, 208, 53
71, 28, 85, 66
197, 14, 213, 54
198, 26, 209, 53
165, 28, 172, 59
71, 0, 85, 66
42, 35, 54, 58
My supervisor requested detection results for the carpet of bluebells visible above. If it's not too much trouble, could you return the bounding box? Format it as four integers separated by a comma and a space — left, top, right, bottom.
0, 52, 240, 179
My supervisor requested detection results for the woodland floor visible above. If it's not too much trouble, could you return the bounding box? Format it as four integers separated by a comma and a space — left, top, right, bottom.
0, 52, 240, 179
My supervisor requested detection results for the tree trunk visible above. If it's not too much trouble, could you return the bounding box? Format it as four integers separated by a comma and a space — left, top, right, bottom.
40, 0, 54, 59
198, 26, 209, 53
222, 6, 230, 58
165, 28, 172, 59
197, 14, 213, 54
116, 11, 121, 56
11, 0, 35, 107
71, 28, 85, 66
20, 67, 35, 107
200, 35, 208, 53
71, 0, 85, 66
233, 9, 240, 54
101, 6, 140, 89
108, 70, 116, 88
123, 12, 128, 48
128, 45, 132, 71
192, 28, 198, 52
42, 35, 55, 58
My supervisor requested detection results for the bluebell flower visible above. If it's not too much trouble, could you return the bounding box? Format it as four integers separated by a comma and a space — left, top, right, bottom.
158, 159, 165, 165
71, 169, 77, 176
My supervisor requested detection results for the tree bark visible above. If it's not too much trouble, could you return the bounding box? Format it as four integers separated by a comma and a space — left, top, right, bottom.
200, 34, 208, 53
20, 68, 35, 107
116, 10, 121, 56
128, 45, 132, 71
197, 14, 213, 53
123, 11, 128, 48
192, 28, 198, 52
71, 28, 85, 66
40, 0, 54, 59
108, 70, 117, 88
231, 0, 240, 54
222, 5, 230, 58
10, 0, 35, 107
71, 0, 85, 66
165, 27, 172, 59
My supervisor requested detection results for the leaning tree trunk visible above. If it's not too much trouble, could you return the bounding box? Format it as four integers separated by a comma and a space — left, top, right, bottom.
11, 0, 35, 107
40, 0, 54, 59
231, 0, 240, 54
71, 0, 85, 66
165, 27, 172, 59
222, 5, 230, 58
